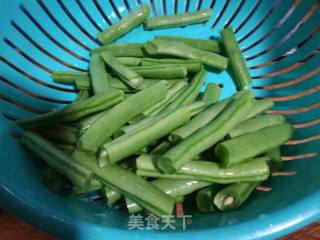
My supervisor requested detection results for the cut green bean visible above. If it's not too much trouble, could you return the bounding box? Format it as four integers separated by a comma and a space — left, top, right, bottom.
98, 106, 191, 166
38, 124, 78, 144
76, 111, 106, 136
90, 54, 111, 94
77, 81, 168, 155
126, 178, 211, 213
196, 185, 221, 213
228, 114, 287, 138
214, 182, 259, 211
155, 35, 221, 53
141, 58, 202, 72
116, 57, 142, 66
142, 80, 187, 117
145, 9, 212, 29
21, 131, 94, 189
52, 71, 88, 85
75, 89, 90, 101
169, 100, 229, 143
215, 123, 294, 167
41, 168, 72, 193
54, 142, 75, 154
243, 100, 274, 121
144, 40, 228, 70
16, 89, 124, 129
130, 65, 187, 79
201, 83, 221, 105
72, 180, 103, 195
221, 26, 251, 90
101, 51, 144, 88
103, 187, 122, 205
72, 150, 175, 217
137, 155, 270, 183
98, 5, 150, 44
265, 147, 283, 171
157, 92, 253, 173
92, 43, 146, 56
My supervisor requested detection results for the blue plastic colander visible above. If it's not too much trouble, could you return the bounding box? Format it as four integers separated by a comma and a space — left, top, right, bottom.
0, 0, 319, 239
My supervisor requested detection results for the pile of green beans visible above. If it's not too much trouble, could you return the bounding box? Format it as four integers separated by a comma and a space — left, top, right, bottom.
16, 4, 295, 218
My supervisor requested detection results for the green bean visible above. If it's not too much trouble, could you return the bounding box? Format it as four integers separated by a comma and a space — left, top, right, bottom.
201, 83, 221, 105
141, 58, 202, 72
265, 147, 283, 171
21, 131, 94, 189
92, 43, 146, 56
196, 185, 221, 213
76, 111, 106, 136
155, 35, 221, 53
74, 76, 90, 90
16, 89, 124, 129
72, 150, 175, 217
151, 141, 173, 154
157, 92, 253, 173
221, 26, 251, 90
144, 9, 212, 29
54, 142, 75, 154
215, 123, 294, 167
98, 5, 150, 44
144, 40, 228, 71
163, 69, 206, 112
214, 182, 259, 211
38, 124, 77, 144
101, 51, 144, 88
116, 57, 142, 66
142, 80, 187, 117
243, 100, 274, 121
169, 100, 229, 143
52, 71, 88, 85
75, 89, 90, 101
126, 178, 211, 214
228, 114, 287, 138
186, 101, 207, 116
103, 187, 122, 205
98, 106, 191, 166
77, 81, 168, 155
90, 54, 111, 94
41, 168, 72, 193
72, 180, 103, 195
137, 155, 270, 183
130, 65, 188, 79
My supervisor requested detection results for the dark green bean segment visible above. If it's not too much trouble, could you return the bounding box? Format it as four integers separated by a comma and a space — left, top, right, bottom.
157, 92, 253, 173
103, 187, 122, 205
101, 51, 144, 88
98, 5, 150, 44
72, 150, 175, 218
144, 40, 228, 71
16, 89, 124, 129
151, 141, 172, 154
77, 81, 168, 155
155, 35, 221, 53
130, 65, 188, 79
54, 142, 75, 154
221, 26, 251, 90
72, 179, 103, 195
52, 71, 88, 85
163, 69, 206, 112
98, 106, 191, 166
169, 100, 229, 143
201, 83, 221, 106
196, 185, 221, 213
214, 182, 259, 211
143, 80, 187, 117
90, 54, 111, 94
37, 124, 77, 144
75, 89, 90, 101
145, 9, 212, 29
141, 58, 202, 72
243, 100, 274, 121
215, 123, 294, 167
41, 168, 72, 193
127, 178, 211, 213
92, 43, 146, 56
21, 131, 94, 189
116, 57, 142, 66
266, 147, 283, 171
228, 114, 287, 138
137, 155, 270, 183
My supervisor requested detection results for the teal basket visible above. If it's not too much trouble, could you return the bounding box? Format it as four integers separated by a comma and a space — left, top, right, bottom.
0, 0, 319, 239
